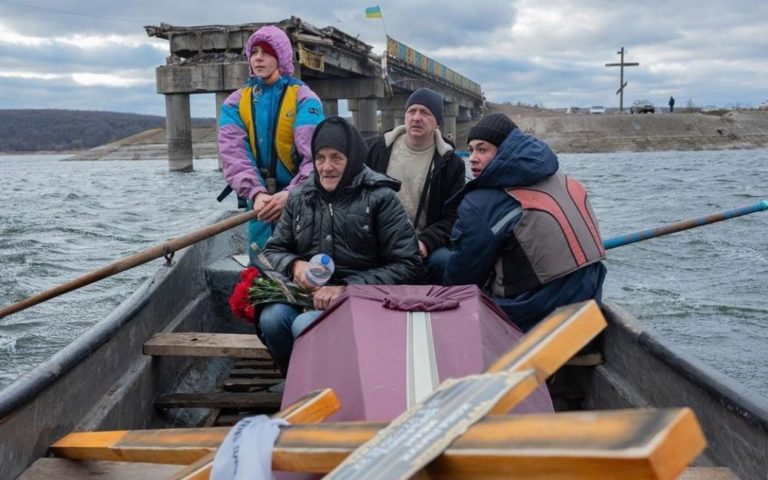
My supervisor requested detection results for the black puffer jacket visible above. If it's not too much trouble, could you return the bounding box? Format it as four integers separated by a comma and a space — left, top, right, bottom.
264, 118, 422, 285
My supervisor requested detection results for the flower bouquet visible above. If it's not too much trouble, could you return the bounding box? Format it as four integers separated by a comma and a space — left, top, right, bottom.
229, 266, 313, 323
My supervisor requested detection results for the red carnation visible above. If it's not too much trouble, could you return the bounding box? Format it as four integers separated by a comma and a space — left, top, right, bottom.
228, 266, 313, 323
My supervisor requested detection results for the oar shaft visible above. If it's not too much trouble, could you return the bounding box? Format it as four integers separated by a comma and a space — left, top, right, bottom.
603, 199, 768, 250
0, 210, 257, 319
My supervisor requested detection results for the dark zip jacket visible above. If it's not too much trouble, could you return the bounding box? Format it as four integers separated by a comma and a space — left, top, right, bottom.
366, 127, 466, 253
445, 128, 607, 331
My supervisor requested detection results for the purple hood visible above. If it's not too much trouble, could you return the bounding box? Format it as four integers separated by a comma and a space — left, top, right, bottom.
245, 25, 294, 77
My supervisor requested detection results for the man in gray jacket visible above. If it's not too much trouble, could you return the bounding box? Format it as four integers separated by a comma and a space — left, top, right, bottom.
261, 116, 421, 369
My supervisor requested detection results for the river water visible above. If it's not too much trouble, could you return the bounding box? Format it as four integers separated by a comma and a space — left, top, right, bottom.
1, 150, 767, 398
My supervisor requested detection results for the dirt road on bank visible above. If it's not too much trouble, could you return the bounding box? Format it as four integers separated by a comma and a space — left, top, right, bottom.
477, 103, 768, 154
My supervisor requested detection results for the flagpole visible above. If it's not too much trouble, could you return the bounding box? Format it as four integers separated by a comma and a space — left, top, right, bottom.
380, 13, 389, 38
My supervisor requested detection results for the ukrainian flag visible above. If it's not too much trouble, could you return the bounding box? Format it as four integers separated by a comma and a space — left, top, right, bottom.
365, 6, 383, 18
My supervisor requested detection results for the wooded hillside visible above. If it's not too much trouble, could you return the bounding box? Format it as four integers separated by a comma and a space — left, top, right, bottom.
0, 110, 214, 152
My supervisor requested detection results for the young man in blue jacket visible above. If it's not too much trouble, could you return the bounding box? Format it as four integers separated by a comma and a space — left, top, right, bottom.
445, 114, 607, 331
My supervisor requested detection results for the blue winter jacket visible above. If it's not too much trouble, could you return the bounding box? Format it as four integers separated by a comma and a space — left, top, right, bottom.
444, 129, 607, 331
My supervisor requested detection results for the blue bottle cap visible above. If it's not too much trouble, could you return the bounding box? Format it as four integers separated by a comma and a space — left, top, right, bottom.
321, 254, 330, 265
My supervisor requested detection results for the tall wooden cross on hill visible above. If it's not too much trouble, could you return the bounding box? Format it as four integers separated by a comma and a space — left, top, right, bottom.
605, 46, 639, 112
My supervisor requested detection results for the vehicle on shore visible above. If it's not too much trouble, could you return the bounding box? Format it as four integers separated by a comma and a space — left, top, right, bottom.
630, 99, 655, 114
1, 211, 766, 479
589, 105, 606, 114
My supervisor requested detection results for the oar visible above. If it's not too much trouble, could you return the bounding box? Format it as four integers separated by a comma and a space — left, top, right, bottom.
603, 199, 768, 250
0, 210, 258, 319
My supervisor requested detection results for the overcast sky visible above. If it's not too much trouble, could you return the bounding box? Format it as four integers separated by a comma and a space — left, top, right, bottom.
1, 0, 767, 117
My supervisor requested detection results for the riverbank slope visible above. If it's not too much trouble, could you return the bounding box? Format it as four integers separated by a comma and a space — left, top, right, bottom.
63, 105, 768, 160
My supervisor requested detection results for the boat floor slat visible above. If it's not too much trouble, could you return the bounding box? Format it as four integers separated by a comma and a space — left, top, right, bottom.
155, 392, 282, 409
233, 358, 277, 369
18, 458, 182, 480
228, 368, 283, 378
215, 412, 266, 426
222, 378, 282, 391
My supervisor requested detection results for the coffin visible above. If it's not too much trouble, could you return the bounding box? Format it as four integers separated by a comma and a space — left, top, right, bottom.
282, 285, 554, 421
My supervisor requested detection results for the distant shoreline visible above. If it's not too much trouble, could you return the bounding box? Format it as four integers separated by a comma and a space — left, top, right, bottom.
0, 150, 82, 156
6, 108, 768, 158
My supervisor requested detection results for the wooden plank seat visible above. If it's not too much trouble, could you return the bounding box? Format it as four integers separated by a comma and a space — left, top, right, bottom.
143, 333, 270, 359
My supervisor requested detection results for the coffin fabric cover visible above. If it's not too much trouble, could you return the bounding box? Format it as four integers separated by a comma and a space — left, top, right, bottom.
282, 285, 554, 421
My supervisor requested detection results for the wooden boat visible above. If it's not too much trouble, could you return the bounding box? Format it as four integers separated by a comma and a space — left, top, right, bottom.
1, 211, 766, 479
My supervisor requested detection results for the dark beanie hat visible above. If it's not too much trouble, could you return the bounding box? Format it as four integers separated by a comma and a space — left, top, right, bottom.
405, 88, 444, 125
311, 116, 367, 194
467, 113, 518, 147
312, 118, 348, 157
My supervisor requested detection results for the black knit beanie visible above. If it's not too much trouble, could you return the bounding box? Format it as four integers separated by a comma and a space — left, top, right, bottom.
467, 113, 518, 147
405, 88, 444, 125
312, 119, 348, 157
311, 116, 367, 194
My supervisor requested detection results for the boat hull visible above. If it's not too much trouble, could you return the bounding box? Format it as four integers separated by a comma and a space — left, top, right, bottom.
583, 302, 768, 480
0, 211, 249, 480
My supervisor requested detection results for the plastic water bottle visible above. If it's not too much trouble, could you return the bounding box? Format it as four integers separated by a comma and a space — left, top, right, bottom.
305, 254, 335, 287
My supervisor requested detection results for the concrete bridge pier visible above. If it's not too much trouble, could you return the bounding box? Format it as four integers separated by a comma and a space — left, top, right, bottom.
322, 99, 339, 117
443, 103, 459, 141
458, 106, 473, 122
165, 93, 193, 172
380, 109, 395, 131
347, 99, 379, 137
378, 95, 408, 130
347, 99, 358, 127
394, 111, 405, 127
357, 99, 379, 137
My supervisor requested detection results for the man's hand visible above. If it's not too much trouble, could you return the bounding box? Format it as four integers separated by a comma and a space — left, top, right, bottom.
313, 285, 346, 310
252, 192, 272, 215
258, 191, 289, 222
418, 240, 429, 258
292, 260, 315, 291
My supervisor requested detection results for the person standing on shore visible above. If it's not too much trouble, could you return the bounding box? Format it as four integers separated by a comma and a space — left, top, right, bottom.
218, 25, 324, 263
444, 113, 607, 332
365, 88, 465, 284
669, 96, 675, 112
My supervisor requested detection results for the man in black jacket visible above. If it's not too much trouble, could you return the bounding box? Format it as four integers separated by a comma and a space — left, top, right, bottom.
365, 88, 466, 284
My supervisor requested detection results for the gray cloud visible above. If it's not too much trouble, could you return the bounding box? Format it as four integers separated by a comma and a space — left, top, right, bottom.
1, 0, 767, 116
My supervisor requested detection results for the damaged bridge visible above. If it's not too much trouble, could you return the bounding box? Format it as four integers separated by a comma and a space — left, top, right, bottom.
145, 16, 483, 171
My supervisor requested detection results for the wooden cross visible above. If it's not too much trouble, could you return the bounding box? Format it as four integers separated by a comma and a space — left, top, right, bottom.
48, 301, 707, 479
605, 46, 640, 112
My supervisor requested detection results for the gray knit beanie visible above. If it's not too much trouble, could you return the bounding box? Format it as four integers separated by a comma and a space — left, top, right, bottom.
405, 88, 444, 125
